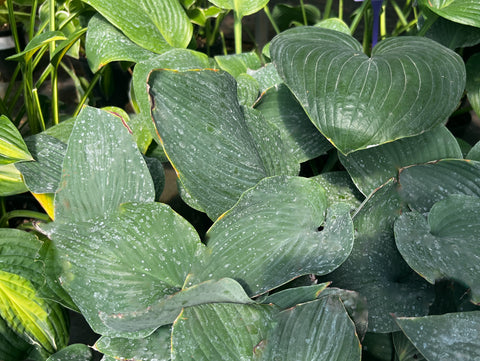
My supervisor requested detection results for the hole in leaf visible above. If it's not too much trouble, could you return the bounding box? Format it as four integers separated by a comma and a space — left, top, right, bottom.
317, 225, 324, 232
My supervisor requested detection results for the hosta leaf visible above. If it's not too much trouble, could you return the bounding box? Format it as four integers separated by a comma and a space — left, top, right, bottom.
0, 163, 28, 196
339, 126, 462, 196
311, 171, 364, 209
208, 0, 269, 17
254, 84, 333, 163
248, 63, 283, 92
362, 333, 394, 361
425, 17, 480, 50
393, 331, 425, 361
418, 0, 480, 28
316, 18, 351, 34
46, 344, 92, 361
190, 176, 354, 296
394, 195, 480, 304
81, 0, 192, 53
0, 316, 33, 361
0, 229, 68, 354
398, 159, 480, 214
95, 325, 171, 361
236, 73, 260, 106
318, 180, 434, 332
261, 283, 330, 309
54, 106, 154, 222
466, 53, 480, 118
270, 27, 465, 154
15, 134, 66, 194
214, 52, 262, 77
149, 70, 295, 220
272, 3, 321, 31
395, 312, 480, 360
467, 140, 480, 160
261, 296, 361, 361
6, 31, 66, 62
39, 202, 204, 337
86, 14, 154, 72
0, 115, 33, 164
171, 303, 277, 361
100, 278, 253, 334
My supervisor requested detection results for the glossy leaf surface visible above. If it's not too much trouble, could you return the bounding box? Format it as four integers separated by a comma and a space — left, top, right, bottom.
319, 180, 433, 332
209, 0, 269, 17
46, 344, 92, 361
418, 0, 480, 28
0, 164, 28, 196
395, 195, 480, 304
261, 296, 361, 361
82, 0, 192, 53
398, 159, 480, 213
270, 27, 466, 154
191, 176, 354, 296
149, 69, 296, 220
86, 14, 154, 72
340, 126, 461, 196
54, 106, 154, 222
0, 115, 33, 165
396, 312, 480, 360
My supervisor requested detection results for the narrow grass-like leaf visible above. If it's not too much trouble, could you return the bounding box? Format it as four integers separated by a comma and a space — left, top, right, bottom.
0, 115, 33, 165
270, 27, 466, 154
339, 126, 461, 196
190, 176, 354, 296
396, 312, 480, 360
6, 31, 66, 62
395, 195, 480, 304
82, 0, 192, 53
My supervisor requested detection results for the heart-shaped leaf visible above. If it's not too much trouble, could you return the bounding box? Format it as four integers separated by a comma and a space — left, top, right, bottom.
339, 126, 461, 196
418, 0, 480, 28
270, 27, 466, 154
190, 176, 354, 296
312, 172, 364, 209
395, 312, 480, 360
82, 0, 192, 53
395, 195, 480, 304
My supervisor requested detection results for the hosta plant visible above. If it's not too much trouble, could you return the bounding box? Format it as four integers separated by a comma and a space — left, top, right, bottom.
1, 0, 480, 360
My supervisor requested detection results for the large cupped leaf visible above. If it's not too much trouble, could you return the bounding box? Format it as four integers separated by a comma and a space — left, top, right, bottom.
208, 0, 269, 17
81, 0, 192, 53
149, 69, 297, 220
261, 296, 361, 361
39, 202, 205, 337
398, 159, 480, 214
189, 176, 354, 296
0, 229, 68, 355
339, 126, 462, 196
395, 312, 480, 360
318, 180, 434, 332
54, 106, 154, 222
418, 0, 480, 28
270, 27, 466, 154
394, 195, 480, 304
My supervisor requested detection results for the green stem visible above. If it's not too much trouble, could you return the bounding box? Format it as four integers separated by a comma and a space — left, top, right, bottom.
300, 0, 308, 25
391, 0, 408, 27
323, 0, 333, 20
339, 0, 343, 21
32, 88, 46, 131
380, 2, 386, 41
234, 11, 243, 54
6, 0, 21, 52
417, 12, 438, 36
73, 67, 105, 117
49, 0, 59, 126
0, 210, 51, 228
29, 0, 39, 40
350, 0, 368, 35
264, 5, 280, 34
